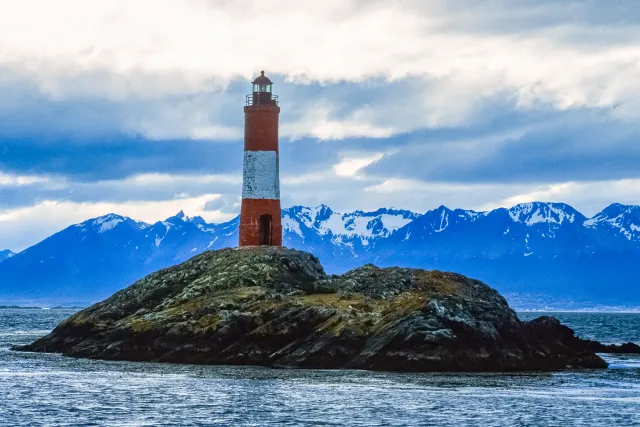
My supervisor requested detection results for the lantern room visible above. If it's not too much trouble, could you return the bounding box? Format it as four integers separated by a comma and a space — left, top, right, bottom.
247, 71, 278, 106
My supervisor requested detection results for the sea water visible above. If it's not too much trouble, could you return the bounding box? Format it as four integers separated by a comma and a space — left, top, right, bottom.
1, 309, 639, 426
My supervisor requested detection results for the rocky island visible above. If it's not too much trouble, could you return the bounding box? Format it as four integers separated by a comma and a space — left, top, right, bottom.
16, 247, 639, 371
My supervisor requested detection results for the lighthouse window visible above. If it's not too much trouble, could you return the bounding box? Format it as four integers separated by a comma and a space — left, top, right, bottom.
253, 83, 272, 93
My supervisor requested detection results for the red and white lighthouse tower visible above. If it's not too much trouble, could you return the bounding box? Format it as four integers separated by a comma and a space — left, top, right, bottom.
239, 71, 282, 246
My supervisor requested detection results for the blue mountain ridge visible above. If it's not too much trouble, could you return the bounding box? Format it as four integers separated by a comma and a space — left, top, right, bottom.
0, 202, 639, 308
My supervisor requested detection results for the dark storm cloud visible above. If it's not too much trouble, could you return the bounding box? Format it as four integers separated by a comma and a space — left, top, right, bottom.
0, 130, 362, 184
0, 185, 49, 210
0, 77, 241, 181
364, 107, 640, 184
0, 135, 241, 181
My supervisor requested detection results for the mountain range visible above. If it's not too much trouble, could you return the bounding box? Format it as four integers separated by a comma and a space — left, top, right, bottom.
1, 202, 639, 308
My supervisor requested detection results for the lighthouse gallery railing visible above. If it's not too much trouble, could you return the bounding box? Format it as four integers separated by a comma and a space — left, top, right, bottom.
246, 94, 279, 106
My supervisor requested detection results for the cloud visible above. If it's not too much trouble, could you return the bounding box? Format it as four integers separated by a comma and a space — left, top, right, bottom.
0, 172, 49, 187
203, 194, 241, 215
0, 172, 241, 209
333, 153, 385, 178
1, 0, 640, 137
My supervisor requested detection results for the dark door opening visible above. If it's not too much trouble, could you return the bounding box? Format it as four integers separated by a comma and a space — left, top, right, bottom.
259, 214, 272, 246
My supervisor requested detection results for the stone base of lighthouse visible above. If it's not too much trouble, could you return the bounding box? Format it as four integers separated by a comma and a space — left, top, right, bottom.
239, 199, 282, 246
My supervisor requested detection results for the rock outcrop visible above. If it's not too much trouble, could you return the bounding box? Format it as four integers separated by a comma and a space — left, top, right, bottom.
15, 247, 637, 371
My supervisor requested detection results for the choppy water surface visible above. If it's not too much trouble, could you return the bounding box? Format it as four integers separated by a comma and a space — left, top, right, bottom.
1, 309, 639, 426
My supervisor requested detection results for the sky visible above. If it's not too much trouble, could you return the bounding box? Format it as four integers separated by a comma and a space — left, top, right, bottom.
1, 0, 640, 251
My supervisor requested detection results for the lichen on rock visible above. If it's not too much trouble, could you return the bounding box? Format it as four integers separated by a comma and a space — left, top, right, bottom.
15, 247, 638, 371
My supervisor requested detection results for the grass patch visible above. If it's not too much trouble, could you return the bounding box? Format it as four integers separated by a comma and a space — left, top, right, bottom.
130, 318, 154, 333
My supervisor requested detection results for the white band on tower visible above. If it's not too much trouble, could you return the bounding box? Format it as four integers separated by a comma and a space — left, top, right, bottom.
242, 151, 280, 200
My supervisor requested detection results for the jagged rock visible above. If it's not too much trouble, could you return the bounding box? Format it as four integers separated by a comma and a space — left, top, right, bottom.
15, 247, 630, 371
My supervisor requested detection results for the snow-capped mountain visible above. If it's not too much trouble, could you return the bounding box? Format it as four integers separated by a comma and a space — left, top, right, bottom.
385, 202, 595, 260
0, 211, 239, 304
281, 205, 419, 269
584, 203, 640, 242
283, 205, 418, 244
507, 202, 585, 226
0, 250, 15, 263
1, 202, 640, 307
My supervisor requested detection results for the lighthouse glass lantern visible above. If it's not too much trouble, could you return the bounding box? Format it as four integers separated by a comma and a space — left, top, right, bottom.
249, 71, 277, 106
239, 71, 282, 246
252, 82, 271, 93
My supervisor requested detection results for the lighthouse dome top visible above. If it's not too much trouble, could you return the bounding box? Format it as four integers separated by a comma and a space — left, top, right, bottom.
252, 71, 273, 85
247, 70, 278, 106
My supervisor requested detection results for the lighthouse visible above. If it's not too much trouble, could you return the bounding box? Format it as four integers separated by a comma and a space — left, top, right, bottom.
239, 71, 282, 246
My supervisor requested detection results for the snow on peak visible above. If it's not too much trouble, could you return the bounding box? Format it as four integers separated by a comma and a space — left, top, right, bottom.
283, 205, 417, 242
90, 214, 125, 233
508, 202, 580, 226
186, 215, 206, 225
413, 205, 481, 234
585, 204, 640, 240
283, 214, 303, 237
74, 213, 148, 234
0, 249, 15, 262
594, 203, 640, 219
428, 206, 452, 232
165, 211, 187, 224
314, 204, 334, 224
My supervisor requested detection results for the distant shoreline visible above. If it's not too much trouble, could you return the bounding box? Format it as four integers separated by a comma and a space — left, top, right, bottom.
2, 306, 640, 313
0, 306, 86, 310
518, 309, 640, 314
0, 304, 640, 314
